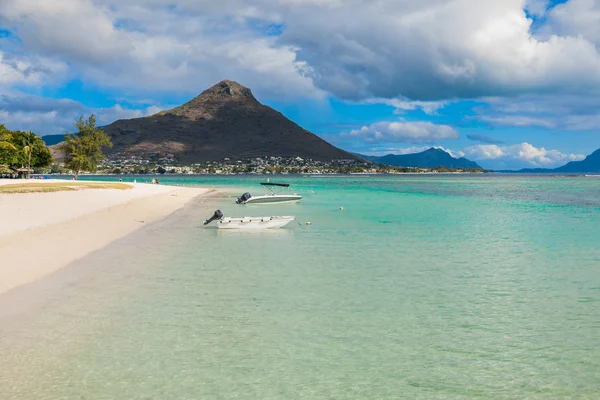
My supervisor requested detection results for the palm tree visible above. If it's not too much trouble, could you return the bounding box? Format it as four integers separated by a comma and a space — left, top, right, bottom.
0, 125, 13, 149
21, 131, 42, 179
0, 125, 17, 172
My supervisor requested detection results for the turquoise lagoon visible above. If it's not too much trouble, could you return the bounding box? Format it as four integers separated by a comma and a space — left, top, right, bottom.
1, 175, 599, 399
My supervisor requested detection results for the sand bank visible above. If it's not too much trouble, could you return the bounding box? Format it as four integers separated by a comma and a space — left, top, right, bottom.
0, 180, 213, 295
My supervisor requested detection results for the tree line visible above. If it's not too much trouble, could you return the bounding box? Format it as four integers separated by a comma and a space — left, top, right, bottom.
0, 115, 112, 179
0, 126, 52, 177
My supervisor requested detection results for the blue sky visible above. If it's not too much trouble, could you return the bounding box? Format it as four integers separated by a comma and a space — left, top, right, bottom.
1, 0, 600, 170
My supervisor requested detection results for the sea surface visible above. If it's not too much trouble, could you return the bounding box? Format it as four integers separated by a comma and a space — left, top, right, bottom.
1, 175, 600, 399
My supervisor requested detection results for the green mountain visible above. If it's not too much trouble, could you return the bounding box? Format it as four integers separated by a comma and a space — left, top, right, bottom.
358, 148, 482, 169
99, 80, 357, 162
554, 148, 600, 172
517, 148, 600, 173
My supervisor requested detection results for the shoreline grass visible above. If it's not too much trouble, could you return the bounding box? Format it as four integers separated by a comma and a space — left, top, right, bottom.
0, 182, 132, 194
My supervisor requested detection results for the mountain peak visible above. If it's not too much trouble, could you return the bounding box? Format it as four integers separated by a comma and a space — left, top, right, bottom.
203, 80, 254, 99
159, 79, 258, 120
516, 146, 600, 173
553, 146, 600, 172
358, 148, 481, 169
588, 148, 600, 159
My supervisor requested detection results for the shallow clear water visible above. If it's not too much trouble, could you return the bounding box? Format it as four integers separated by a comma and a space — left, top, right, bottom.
1, 175, 600, 399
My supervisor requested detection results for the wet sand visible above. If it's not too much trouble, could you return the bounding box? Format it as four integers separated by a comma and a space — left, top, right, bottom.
0, 180, 214, 295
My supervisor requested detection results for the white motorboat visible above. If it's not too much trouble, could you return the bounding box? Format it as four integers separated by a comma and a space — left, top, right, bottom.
203, 210, 295, 229
236, 182, 302, 205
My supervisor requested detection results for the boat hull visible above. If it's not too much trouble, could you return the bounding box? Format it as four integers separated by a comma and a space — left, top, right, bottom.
241, 195, 302, 204
217, 216, 295, 229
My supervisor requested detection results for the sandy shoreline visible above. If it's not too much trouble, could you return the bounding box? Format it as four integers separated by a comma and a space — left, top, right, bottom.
0, 180, 214, 296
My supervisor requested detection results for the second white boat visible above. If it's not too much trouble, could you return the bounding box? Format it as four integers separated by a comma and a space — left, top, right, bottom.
203, 210, 295, 229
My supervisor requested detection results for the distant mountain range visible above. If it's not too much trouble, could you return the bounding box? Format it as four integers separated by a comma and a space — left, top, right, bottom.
357, 148, 482, 169
45, 80, 357, 163
516, 148, 600, 173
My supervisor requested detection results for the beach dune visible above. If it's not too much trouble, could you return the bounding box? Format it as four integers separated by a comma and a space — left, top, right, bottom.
0, 180, 211, 295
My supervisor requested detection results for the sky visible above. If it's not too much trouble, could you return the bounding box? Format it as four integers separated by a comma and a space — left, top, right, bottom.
1, 0, 600, 170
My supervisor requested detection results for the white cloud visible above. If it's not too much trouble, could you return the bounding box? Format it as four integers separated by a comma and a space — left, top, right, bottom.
0, 93, 82, 114
347, 120, 459, 143
434, 146, 465, 159
465, 144, 507, 160
525, 0, 550, 17
3, 0, 600, 103
145, 105, 163, 116
360, 146, 430, 156
563, 113, 600, 130
0, 110, 67, 136
275, 0, 600, 100
2, 0, 127, 64
0, 51, 67, 87
478, 115, 556, 128
465, 142, 585, 167
541, 0, 600, 45
363, 98, 447, 115
466, 134, 504, 144
354, 145, 465, 158
0, 0, 322, 100
2, 0, 600, 164
95, 105, 162, 126
357, 142, 586, 169
0, 93, 161, 135
473, 94, 600, 130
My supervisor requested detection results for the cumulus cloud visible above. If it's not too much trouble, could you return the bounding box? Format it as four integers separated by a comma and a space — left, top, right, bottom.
1, 0, 128, 64
540, 0, 600, 45
0, 51, 67, 87
562, 113, 600, 131
0, 0, 322, 100
473, 94, 600, 130
2, 0, 600, 162
0, 93, 160, 135
347, 120, 459, 143
433, 146, 465, 159
525, 0, 550, 17
276, 0, 600, 100
466, 134, 505, 144
465, 142, 585, 167
363, 98, 447, 115
361, 146, 430, 156
478, 115, 556, 128
349, 145, 464, 158
0, 94, 83, 114
2, 0, 600, 103
360, 142, 585, 169
95, 105, 163, 126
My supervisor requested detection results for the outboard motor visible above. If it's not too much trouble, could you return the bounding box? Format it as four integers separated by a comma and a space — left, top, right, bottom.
236, 192, 252, 204
203, 209, 224, 225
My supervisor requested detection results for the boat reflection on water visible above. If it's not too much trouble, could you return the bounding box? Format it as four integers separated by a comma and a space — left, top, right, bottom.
214, 226, 295, 237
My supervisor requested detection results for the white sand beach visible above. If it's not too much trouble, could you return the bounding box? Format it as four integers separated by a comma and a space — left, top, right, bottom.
0, 180, 213, 295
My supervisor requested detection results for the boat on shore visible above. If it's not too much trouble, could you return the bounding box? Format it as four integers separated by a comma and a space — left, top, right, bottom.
203, 210, 295, 229
236, 182, 302, 204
